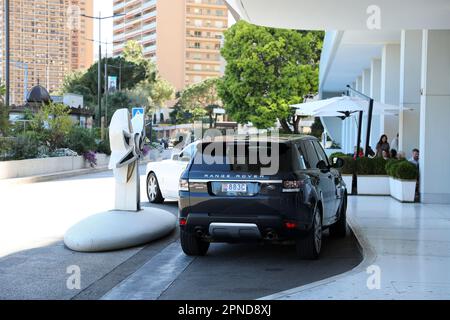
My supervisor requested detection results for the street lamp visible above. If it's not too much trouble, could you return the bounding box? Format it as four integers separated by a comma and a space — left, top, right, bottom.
81, 12, 125, 136
85, 38, 122, 127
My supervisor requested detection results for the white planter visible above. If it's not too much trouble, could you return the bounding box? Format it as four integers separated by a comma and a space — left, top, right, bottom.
342, 174, 353, 189
389, 177, 416, 202
357, 175, 390, 195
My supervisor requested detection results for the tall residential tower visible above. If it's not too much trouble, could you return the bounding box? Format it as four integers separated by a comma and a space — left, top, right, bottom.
0, 0, 94, 105
113, 0, 228, 91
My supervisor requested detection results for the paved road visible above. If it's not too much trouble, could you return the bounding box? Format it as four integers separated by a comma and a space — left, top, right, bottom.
0, 168, 362, 300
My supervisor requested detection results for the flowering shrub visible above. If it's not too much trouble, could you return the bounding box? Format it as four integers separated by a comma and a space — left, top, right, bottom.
83, 151, 97, 168
143, 144, 150, 157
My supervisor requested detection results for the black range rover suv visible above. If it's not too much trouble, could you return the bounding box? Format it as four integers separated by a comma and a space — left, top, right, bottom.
178, 136, 347, 259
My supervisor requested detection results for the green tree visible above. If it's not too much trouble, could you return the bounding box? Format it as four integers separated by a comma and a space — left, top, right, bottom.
169, 99, 193, 124
101, 91, 133, 126
0, 80, 9, 136
180, 78, 221, 128
0, 80, 5, 101
310, 117, 324, 139
149, 77, 175, 109
60, 56, 150, 110
129, 76, 174, 116
218, 21, 322, 132
123, 40, 156, 80
30, 102, 73, 150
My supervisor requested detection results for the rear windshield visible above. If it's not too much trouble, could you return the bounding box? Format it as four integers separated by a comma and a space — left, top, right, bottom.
190, 142, 293, 175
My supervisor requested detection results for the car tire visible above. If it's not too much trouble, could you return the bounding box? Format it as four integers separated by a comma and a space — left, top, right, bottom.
147, 173, 164, 204
180, 229, 210, 256
330, 194, 347, 238
296, 206, 322, 260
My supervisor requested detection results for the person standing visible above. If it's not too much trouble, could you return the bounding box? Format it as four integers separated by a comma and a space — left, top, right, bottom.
376, 134, 390, 157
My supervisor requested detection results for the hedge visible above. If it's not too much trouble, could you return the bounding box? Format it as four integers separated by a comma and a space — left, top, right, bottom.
386, 159, 418, 180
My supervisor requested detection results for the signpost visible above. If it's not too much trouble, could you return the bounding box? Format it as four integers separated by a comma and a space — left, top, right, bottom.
132, 107, 146, 139
132, 107, 145, 120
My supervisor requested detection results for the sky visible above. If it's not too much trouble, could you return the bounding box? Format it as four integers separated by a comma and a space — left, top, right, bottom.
93, 0, 114, 58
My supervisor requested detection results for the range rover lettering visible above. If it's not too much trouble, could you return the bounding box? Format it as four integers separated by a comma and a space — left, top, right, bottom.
178, 136, 347, 259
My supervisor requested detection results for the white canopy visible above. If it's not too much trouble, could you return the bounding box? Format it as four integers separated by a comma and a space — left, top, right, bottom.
292, 96, 403, 117
225, 0, 450, 30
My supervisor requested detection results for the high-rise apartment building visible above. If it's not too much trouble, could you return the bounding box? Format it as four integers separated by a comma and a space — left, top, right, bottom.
113, 0, 228, 91
0, 0, 93, 106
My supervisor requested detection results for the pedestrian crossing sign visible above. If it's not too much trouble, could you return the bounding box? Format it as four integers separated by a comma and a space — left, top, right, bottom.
132, 107, 145, 119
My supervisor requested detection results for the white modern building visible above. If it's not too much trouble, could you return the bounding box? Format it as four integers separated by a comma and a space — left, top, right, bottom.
225, 0, 450, 204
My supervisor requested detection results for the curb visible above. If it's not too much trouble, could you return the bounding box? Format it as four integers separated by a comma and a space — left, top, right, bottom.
258, 214, 377, 300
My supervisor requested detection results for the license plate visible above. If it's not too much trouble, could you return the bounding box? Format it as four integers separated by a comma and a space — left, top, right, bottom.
221, 183, 247, 193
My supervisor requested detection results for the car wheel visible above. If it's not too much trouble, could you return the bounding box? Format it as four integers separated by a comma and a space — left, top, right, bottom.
296, 206, 322, 260
147, 173, 164, 204
180, 229, 210, 256
330, 194, 347, 238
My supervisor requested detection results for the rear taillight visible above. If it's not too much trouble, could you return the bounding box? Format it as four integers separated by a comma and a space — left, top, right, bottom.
282, 180, 303, 192
179, 218, 187, 226
284, 221, 298, 229
179, 179, 189, 191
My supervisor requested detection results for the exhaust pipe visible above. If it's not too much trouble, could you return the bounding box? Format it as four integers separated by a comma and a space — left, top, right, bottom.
195, 229, 204, 237
266, 231, 277, 240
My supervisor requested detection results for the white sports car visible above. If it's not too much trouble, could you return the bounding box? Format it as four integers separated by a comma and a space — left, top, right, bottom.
146, 142, 198, 203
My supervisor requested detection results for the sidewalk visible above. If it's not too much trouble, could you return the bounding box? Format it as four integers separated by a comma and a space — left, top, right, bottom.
263, 196, 450, 299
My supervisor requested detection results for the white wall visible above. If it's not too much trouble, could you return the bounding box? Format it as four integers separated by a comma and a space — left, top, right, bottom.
419, 30, 450, 204
399, 30, 422, 156
0, 155, 110, 180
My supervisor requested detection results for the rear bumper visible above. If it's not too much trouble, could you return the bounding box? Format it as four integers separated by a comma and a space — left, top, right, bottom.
181, 212, 313, 241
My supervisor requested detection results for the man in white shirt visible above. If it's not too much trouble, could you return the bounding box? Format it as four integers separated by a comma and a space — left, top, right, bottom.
409, 148, 419, 167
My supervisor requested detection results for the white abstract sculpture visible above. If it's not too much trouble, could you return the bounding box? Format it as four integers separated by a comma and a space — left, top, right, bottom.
64, 108, 176, 252
109, 109, 144, 211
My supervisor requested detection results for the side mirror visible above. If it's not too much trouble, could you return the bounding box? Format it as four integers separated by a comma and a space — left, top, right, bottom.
316, 160, 329, 172
332, 157, 345, 169
172, 153, 180, 161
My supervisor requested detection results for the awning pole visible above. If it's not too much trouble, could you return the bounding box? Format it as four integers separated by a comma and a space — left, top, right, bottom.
364, 99, 374, 157
356, 111, 363, 158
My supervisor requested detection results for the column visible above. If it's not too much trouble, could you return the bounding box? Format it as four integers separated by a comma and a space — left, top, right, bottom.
370, 59, 382, 147
419, 30, 450, 204
399, 30, 422, 155
381, 44, 400, 144
361, 68, 371, 152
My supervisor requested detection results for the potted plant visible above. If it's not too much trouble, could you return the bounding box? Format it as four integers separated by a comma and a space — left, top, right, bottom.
337, 155, 354, 189
387, 160, 418, 202
356, 157, 390, 195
